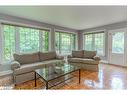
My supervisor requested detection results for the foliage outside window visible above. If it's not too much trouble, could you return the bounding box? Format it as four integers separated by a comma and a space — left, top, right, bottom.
55, 31, 76, 54
3, 24, 49, 62
112, 32, 124, 54
42, 31, 49, 52
3, 25, 15, 61
84, 32, 105, 56
19, 27, 40, 53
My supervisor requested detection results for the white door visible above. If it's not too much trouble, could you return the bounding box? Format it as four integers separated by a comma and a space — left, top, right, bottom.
108, 28, 127, 66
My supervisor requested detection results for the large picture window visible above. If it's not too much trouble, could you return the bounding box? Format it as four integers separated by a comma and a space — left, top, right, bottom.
2, 24, 49, 63
55, 31, 76, 54
84, 32, 105, 56
19, 27, 40, 53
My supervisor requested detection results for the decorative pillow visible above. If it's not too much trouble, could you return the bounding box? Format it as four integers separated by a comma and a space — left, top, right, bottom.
93, 56, 101, 61
13, 52, 40, 65
72, 50, 84, 58
84, 50, 97, 59
39, 51, 56, 61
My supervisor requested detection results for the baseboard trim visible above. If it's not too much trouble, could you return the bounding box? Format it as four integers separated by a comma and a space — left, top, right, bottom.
101, 62, 127, 69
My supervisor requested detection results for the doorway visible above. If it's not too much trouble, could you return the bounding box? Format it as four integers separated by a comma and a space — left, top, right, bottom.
108, 28, 127, 66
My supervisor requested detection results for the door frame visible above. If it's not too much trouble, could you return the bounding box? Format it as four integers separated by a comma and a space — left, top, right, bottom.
108, 28, 127, 66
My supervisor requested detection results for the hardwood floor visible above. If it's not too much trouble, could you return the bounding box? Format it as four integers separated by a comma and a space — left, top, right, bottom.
14, 63, 127, 90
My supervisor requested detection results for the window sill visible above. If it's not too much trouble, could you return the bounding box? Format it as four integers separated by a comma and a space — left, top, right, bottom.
0, 70, 13, 77
0, 64, 12, 77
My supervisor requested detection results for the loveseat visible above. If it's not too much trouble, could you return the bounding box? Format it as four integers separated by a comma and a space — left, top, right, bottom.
67, 50, 101, 71
11, 51, 64, 84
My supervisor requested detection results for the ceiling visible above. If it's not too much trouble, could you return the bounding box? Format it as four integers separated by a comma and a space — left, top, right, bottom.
0, 6, 127, 30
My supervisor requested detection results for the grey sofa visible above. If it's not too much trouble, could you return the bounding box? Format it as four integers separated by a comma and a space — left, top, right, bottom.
11, 51, 64, 84
67, 50, 100, 71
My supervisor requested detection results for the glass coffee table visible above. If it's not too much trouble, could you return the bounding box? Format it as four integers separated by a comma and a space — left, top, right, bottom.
34, 62, 81, 89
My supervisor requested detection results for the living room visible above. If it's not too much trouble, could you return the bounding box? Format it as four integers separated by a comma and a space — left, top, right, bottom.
0, 5, 127, 94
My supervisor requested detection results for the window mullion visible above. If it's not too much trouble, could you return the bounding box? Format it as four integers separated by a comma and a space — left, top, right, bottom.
59, 32, 61, 54
0, 24, 4, 63
103, 33, 105, 56
92, 34, 95, 51
70, 34, 72, 52
15, 27, 20, 54
39, 30, 43, 52
84, 35, 86, 50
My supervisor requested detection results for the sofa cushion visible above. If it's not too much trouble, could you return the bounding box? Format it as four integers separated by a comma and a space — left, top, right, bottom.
14, 62, 43, 75
13, 52, 40, 65
84, 50, 96, 59
81, 59, 98, 64
56, 55, 64, 60
39, 51, 56, 61
93, 56, 101, 61
42, 59, 65, 66
14, 59, 64, 75
68, 58, 83, 63
68, 58, 98, 65
72, 50, 84, 58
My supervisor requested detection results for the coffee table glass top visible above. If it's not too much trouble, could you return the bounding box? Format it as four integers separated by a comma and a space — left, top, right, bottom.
35, 62, 80, 81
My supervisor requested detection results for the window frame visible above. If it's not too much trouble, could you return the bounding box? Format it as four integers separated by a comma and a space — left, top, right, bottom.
19, 27, 40, 53
1, 23, 50, 63
3, 25, 16, 62
55, 29, 77, 55
83, 30, 106, 56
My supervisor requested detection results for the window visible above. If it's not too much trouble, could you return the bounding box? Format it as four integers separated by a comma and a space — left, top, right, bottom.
55, 31, 76, 54
19, 27, 40, 53
19, 27, 49, 53
84, 34, 93, 51
112, 32, 124, 54
84, 32, 105, 56
2, 24, 49, 63
3, 25, 15, 61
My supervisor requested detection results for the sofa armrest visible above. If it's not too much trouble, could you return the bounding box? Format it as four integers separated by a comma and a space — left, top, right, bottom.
67, 55, 72, 58
56, 55, 64, 60
93, 56, 101, 61
11, 61, 21, 70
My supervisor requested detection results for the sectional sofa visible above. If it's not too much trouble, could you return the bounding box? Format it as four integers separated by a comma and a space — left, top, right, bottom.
67, 50, 101, 71
11, 50, 100, 85
11, 51, 64, 84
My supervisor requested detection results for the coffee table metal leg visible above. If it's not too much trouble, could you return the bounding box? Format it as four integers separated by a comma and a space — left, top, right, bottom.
35, 72, 36, 87
46, 81, 48, 90
79, 69, 81, 84
13, 74, 16, 86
